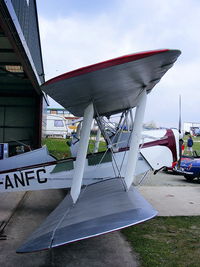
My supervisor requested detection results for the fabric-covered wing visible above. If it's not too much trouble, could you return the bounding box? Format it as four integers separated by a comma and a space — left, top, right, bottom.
17, 178, 157, 253
42, 49, 181, 117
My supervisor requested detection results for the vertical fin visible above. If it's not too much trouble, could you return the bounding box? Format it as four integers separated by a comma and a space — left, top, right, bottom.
70, 103, 94, 203
124, 90, 147, 189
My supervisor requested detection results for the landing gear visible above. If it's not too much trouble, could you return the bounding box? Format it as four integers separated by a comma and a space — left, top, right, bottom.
184, 174, 195, 182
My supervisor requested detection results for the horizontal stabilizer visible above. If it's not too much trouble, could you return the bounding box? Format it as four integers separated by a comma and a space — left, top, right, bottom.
0, 146, 54, 172
17, 178, 157, 253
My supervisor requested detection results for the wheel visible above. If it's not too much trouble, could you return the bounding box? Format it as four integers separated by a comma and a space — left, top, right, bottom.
184, 174, 195, 181
163, 167, 168, 173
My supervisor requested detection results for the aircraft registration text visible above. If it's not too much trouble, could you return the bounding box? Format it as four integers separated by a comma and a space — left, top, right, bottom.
0, 168, 47, 190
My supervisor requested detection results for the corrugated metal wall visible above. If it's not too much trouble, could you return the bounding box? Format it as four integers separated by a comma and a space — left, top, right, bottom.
0, 96, 38, 154
11, 0, 44, 84
0, 0, 46, 153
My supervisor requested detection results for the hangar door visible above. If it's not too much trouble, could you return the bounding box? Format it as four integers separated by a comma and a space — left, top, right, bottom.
0, 96, 40, 155
0, 0, 44, 156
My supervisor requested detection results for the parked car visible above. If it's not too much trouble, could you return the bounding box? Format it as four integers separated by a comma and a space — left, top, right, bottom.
174, 158, 200, 181
173, 152, 200, 181
164, 150, 200, 181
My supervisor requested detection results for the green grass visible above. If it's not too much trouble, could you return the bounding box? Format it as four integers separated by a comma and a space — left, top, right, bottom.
183, 136, 200, 155
42, 138, 71, 159
122, 216, 200, 267
88, 139, 107, 153
192, 136, 200, 151
42, 135, 200, 159
42, 137, 106, 159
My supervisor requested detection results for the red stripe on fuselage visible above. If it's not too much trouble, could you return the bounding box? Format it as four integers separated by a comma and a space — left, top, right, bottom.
118, 129, 177, 162
141, 129, 177, 162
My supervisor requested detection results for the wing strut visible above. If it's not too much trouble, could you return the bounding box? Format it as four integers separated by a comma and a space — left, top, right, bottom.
124, 89, 147, 189
70, 103, 94, 203
93, 127, 101, 153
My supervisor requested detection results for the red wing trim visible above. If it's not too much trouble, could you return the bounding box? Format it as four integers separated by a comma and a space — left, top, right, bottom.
44, 49, 169, 85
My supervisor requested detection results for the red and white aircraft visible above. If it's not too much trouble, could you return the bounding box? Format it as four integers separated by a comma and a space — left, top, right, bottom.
0, 49, 181, 253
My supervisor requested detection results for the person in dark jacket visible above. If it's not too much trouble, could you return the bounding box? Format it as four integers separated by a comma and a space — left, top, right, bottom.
187, 135, 193, 155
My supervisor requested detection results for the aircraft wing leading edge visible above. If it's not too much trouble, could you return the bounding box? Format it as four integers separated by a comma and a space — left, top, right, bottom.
17, 178, 157, 253
42, 49, 181, 117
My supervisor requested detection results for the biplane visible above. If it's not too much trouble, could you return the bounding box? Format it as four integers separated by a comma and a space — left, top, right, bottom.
0, 49, 181, 253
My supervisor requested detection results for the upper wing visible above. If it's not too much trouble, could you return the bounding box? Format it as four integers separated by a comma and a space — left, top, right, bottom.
42, 49, 181, 117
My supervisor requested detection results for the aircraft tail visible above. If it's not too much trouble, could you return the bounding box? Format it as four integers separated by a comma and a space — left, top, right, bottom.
140, 129, 179, 170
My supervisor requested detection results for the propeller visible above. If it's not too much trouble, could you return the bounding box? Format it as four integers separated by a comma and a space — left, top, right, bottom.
177, 95, 183, 168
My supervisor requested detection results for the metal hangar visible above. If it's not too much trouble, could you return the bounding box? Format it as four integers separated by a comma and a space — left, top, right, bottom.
0, 0, 46, 156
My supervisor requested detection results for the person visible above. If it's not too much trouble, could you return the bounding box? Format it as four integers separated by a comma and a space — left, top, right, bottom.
187, 135, 193, 155
180, 139, 185, 154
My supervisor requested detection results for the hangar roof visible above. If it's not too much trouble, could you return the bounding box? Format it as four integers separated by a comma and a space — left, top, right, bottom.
0, 0, 44, 97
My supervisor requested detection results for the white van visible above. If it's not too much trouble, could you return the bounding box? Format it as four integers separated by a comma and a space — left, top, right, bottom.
45, 114, 69, 139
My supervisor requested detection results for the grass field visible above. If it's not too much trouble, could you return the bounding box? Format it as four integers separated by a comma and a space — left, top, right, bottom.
183, 136, 200, 155
42, 137, 106, 159
43, 135, 200, 159
122, 217, 200, 267
43, 137, 200, 266
42, 138, 71, 159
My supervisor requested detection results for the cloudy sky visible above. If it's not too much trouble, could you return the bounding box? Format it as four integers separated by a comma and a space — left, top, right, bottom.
37, 0, 200, 128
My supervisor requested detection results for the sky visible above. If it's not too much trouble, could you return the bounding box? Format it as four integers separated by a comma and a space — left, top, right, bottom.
36, 0, 200, 128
